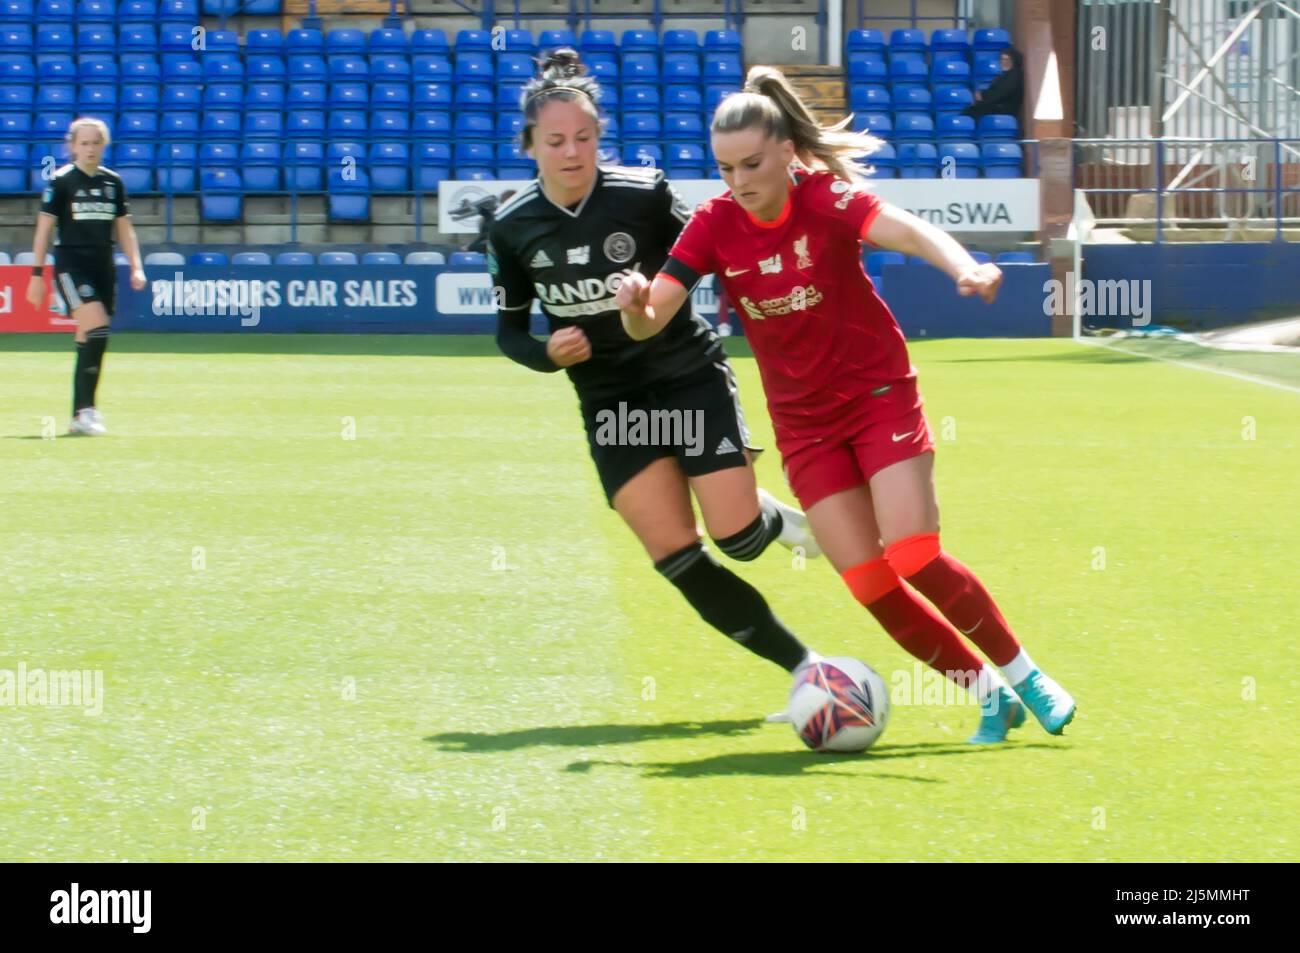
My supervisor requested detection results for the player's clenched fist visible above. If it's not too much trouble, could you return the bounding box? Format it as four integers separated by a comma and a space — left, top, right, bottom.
956, 263, 1003, 304
546, 325, 592, 367
615, 271, 651, 318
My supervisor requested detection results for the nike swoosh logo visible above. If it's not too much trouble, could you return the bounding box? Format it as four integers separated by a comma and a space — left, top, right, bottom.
724, 267, 750, 277
891, 431, 915, 443
959, 618, 984, 635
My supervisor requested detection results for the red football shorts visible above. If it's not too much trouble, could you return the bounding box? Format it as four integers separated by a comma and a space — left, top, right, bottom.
778, 378, 936, 511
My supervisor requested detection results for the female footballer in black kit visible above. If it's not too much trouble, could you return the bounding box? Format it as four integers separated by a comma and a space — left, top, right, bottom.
490, 50, 826, 679
26, 118, 146, 436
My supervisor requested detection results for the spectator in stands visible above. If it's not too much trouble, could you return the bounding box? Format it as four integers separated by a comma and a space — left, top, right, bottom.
964, 47, 1024, 120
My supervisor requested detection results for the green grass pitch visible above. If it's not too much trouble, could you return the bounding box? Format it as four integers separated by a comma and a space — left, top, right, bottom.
1, 333, 1296, 862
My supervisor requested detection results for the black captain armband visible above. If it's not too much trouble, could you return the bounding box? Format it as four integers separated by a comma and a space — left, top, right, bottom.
660, 257, 702, 291
32, 265, 44, 276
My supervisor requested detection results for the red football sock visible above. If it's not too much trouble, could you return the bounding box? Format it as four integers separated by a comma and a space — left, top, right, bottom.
883, 533, 1023, 667
842, 558, 986, 687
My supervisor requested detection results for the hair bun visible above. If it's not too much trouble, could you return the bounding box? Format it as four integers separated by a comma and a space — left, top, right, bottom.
541, 47, 586, 79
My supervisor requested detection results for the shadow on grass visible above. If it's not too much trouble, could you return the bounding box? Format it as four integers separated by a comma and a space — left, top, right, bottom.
565, 740, 1065, 780
425, 719, 764, 752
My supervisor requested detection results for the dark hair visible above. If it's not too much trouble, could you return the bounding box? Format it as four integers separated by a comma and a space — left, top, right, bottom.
519, 48, 605, 150
712, 65, 881, 183
1002, 47, 1024, 70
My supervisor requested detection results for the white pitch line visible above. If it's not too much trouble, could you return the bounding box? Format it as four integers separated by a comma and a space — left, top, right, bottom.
1075, 336, 1300, 397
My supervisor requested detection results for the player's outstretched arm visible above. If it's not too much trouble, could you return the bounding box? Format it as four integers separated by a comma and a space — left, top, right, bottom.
617, 272, 689, 341
865, 203, 1003, 304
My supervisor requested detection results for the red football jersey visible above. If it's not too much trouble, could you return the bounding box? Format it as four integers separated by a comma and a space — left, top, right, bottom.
664, 168, 915, 438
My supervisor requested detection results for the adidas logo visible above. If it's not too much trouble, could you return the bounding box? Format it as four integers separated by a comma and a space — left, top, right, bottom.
715, 437, 738, 456
529, 249, 553, 269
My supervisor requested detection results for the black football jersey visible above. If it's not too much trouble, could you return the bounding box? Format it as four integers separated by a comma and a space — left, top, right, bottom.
39, 164, 129, 251
488, 166, 721, 401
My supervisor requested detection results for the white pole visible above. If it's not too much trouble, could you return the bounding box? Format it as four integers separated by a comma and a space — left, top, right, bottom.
828, 0, 843, 68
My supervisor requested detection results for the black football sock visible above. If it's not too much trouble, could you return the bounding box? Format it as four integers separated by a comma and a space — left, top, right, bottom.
713, 508, 783, 562
80, 326, 109, 408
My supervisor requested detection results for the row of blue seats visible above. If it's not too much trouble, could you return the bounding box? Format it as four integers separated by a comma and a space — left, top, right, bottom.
849, 56, 1001, 87
0, 0, 274, 17
0, 52, 747, 84
0, 23, 743, 55
847, 27, 1011, 55
854, 112, 1018, 139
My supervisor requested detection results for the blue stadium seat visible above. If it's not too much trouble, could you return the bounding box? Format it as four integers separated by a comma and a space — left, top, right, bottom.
973, 28, 1011, 52
233, 252, 272, 265
704, 84, 739, 111
198, 141, 237, 165
974, 52, 1002, 88
664, 112, 703, 140
410, 29, 448, 54
117, 111, 157, 138
981, 141, 1023, 177
664, 143, 704, 179
502, 28, 534, 54
455, 51, 492, 82
159, 0, 198, 16
996, 251, 1036, 264
623, 84, 659, 111
602, 115, 619, 140
848, 54, 887, 84
203, 82, 241, 107
455, 29, 492, 53
117, 0, 155, 17
704, 29, 740, 52
246, 81, 285, 107
329, 81, 366, 107
845, 29, 885, 56
664, 84, 702, 112
412, 55, 451, 80
33, 110, 72, 136
371, 109, 408, 139
496, 142, 533, 179
496, 83, 524, 109
77, 55, 117, 80
78, 82, 115, 108
240, 141, 280, 190
892, 112, 933, 140
118, 25, 156, 53
369, 141, 409, 191
414, 141, 450, 190
361, 252, 401, 265
371, 81, 409, 106
933, 86, 974, 113
189, 251, 228, 265
703, 53, 742, 83
0, 82, 28, 110
898, 142, 938, 178
578, 29, 616, 55
161, 56, 200, 82
979, 114, 1019, 139
35, 24, 73, 52
287, 82, 325, 106
538, 29, 576, 52
453, 83, 492, 111
275, 251, 314, 265
369, 54, 409, 80
76, 26, 113, 54
663, 52, 700, 82
159, 109, 198, 136
368, 28, 406, 55
890, 28, 927, 56
199, 168, 241, 219
327, 110, 366, 139
405, 251, 445, 265
496, 112, 522, 139
319, 251, 357, 265
936, 113, 975, 140
157, 142, 194, 191
939, 141, 981, 178
35, 0, 72, 18
247, 56, 286, 81
412, 81, 450, 107
411, 110, 450, 138
35, 82, 73, 108
967, 251, 992, 264
285, 28, 323, 54
159, 26, 194, 53
453, 141, 493, 168
889, 56, 928, 89
622, 143, 661, 167
892, 86, 931, 114
449, 251, 486, 267
327, 55, 366, 80
622, 112, 660, 141
75, 0, 113, 21
204, 58, 244, 82
284, 109, 322, 137
201, 110, 240, 139
931, 58, 971, 90
37, 56, 74, 81
853, 112, 890, 137
246, 29, 282, 54
931, 28, 970, 57
284, 140, 322, 189
621, 30, 657, 54
497, 53, 531, 82
327, 167, 370, 221
849, 84, 889, 112
120, 56, 160, 82
326, 28, 365, 55
862, 141, 896, 178
663, 29, 699, 54
620, 53, 657, 83
0, 141, 30, 193
245, 110, 283, 138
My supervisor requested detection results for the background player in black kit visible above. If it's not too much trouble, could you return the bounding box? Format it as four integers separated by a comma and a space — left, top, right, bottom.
491, 50, 825, 679
25, 118, 146, 436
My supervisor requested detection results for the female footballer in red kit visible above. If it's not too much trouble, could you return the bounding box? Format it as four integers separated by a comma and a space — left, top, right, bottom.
617, 67, 1076, 743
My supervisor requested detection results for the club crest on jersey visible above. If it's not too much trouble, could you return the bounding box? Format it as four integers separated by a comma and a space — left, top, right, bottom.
793, 235, 812, 269
829, 179, 856, 211
758, 254, 783, 275
106, 184, 115, 200
529, 249, 554, 269
567, 245, 590, 265
603, 232, 635, 264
